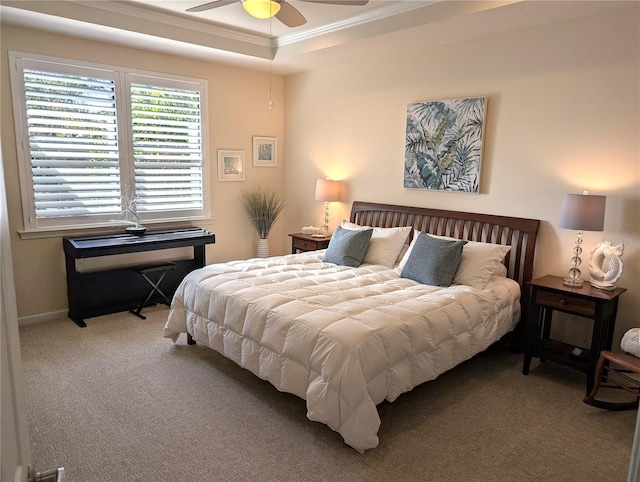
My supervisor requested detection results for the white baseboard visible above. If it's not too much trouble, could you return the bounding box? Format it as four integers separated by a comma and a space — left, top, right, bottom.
18, 309, 68, 326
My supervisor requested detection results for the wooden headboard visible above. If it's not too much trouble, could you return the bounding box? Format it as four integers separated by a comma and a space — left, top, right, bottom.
350, 201, 540, 290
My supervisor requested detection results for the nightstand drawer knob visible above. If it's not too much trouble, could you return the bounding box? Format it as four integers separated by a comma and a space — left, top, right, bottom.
301, 242, 308, 248
560, 298, 567, 305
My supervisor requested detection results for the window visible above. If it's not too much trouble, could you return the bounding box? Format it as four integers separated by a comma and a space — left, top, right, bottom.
9, 52, 209, 234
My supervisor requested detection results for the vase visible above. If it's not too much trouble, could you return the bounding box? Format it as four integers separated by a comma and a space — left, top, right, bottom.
257, 238, 270, 258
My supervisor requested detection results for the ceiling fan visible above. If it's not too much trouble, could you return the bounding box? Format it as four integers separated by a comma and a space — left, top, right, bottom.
186, 0, 370, 28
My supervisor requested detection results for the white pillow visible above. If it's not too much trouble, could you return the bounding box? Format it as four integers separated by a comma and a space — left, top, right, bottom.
399, 231, 511, 289
395, 243, 411, 266
491, 263, 508, 278
340, 220, 411, 268
398, 234, 418, 271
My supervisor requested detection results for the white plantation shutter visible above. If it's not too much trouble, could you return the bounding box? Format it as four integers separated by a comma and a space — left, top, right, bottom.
129, 79, 203, 218
24, 67, 121, 221
10, 53, 208, 233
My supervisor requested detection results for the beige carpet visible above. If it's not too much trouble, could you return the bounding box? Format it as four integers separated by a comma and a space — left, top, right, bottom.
20, 306, 636, 481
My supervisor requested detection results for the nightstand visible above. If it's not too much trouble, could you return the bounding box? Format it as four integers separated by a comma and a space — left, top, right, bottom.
522, 274, 627, 394
289, 233, 331, 253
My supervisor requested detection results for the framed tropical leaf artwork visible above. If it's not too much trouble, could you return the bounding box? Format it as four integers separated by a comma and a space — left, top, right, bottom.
404, 96, 486, 193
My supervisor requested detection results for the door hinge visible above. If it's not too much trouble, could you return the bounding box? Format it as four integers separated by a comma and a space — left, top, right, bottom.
27, 464, 65, 482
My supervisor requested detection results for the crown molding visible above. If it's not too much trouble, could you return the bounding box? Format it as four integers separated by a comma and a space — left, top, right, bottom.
277, 1, 433, 47
75, 0, 270, 47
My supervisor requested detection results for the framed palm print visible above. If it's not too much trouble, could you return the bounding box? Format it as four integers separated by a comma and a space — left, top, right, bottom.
404, 96, 486, 193
252, 136, 277, 167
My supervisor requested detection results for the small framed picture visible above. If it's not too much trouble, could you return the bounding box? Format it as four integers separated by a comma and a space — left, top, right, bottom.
217, 150, 244, 181
252, 136, 277, 167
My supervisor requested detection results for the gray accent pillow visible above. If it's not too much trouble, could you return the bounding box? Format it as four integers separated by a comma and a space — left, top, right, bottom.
322, 226, 373, 267
400, 232, 467, 286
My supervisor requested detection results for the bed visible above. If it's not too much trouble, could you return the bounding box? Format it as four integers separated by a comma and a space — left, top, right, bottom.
164, 201, 540, 452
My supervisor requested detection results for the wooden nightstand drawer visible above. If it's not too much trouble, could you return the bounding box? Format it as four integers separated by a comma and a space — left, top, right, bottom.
293, 238, 315, 251
535, 290, 596, 318
289, 233, 331, 253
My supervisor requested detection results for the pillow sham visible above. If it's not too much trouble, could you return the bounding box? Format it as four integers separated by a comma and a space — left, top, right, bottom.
492, 262, 508, 278
395, 243, 411, 266
399, 231, 511, 289
340, 220, 411, 268
400, 232, 467, 286
322, 226, 373, 267
441, 235, 511, 288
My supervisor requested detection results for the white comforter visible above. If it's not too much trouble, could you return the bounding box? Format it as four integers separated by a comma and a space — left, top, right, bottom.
163, 250, 520, 452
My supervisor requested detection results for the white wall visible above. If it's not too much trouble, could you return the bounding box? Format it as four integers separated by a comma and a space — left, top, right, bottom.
283, 5, 640, 346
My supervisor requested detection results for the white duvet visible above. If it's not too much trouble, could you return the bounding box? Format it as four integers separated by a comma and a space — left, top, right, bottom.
163, 250, 520, 452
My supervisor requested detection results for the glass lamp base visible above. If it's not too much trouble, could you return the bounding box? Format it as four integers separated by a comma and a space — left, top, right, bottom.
563, 277, 584, 288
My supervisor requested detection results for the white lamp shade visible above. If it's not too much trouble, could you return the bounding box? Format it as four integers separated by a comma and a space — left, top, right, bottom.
315, 179, 344, 202
559, 193, 606, 231
242, 0, 281, 19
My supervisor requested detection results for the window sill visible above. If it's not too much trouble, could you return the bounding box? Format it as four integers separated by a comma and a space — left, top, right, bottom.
17, 218, 215, 240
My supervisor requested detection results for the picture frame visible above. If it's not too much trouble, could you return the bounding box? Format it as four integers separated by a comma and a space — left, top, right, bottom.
217, 150, 245, 181
404, 96, 486, 193
252, 136, 277, 167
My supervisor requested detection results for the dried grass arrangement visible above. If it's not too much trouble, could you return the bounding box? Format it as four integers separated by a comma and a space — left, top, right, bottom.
240, 187, 285, 239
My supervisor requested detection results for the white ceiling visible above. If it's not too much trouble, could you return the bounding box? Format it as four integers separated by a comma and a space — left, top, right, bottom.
0, 0, 631, 75
133, 0, 414, 38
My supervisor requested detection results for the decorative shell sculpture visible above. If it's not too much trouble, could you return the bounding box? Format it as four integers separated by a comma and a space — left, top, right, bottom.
588, 240, 624, 290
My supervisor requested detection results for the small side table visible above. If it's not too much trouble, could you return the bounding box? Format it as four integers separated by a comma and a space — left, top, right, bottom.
522, 274, 626, 394
289, 233, 331, 253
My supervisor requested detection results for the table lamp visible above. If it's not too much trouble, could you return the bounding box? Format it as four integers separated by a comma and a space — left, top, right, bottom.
558, 191, 606, 287
315, 179, 345, 236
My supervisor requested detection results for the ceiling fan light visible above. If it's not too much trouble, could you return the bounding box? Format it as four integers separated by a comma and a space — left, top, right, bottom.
242, 0, 281, 19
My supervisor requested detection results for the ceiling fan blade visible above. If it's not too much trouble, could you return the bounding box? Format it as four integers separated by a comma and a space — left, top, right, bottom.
275, 1, 307, 28
297, 0, 369, 5
186, 0, 238, 13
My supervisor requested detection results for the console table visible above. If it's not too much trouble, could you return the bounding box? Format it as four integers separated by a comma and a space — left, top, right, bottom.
63, 227, 215, 327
